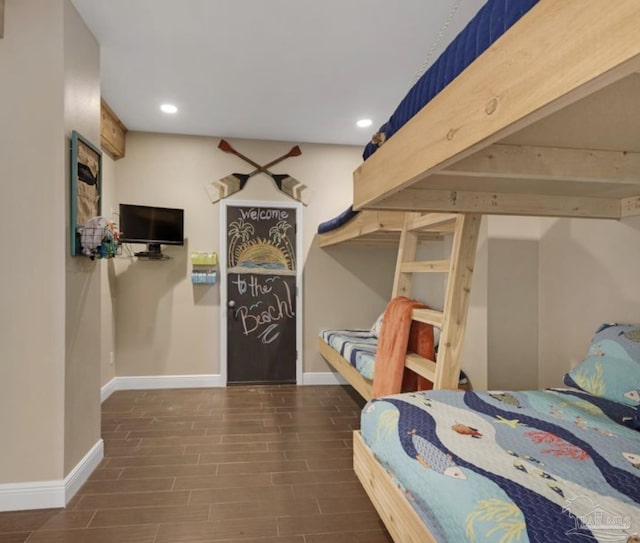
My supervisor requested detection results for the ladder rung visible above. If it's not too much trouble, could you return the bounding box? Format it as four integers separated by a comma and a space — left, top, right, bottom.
411, 308, 444, 327
405, 353, 437, 382
400, 260, 450, 273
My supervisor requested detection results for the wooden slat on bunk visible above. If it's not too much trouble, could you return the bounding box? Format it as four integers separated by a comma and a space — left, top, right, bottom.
404, 353, 437, 382
407, 213, 457, 232
399, 260, 450, 273
317, 210, 454, 248
353, 0, 640, 219
434, 214, 481, 389
411, 308, 443, 327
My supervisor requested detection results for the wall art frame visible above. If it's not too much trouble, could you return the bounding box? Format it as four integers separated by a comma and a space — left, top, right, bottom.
70, 130, 102, 256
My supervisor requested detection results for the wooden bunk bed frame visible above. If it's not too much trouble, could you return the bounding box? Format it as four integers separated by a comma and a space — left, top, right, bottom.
317, 210, 454, 248
318, 212, 480, 400
353, 0, 640, 220
348, 1, 640, 541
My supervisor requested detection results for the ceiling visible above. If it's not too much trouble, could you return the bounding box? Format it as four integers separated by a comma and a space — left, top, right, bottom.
71, 0, 485, 146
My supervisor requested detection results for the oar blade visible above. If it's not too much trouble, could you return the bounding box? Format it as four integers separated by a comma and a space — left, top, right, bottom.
206, 173, 249, 203
271, 174, 310, 206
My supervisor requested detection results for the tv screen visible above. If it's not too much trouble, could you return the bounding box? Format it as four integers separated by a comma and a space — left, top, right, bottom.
119, 204, 184, 246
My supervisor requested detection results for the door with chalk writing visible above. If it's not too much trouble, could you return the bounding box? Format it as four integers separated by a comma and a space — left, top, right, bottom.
224, 204, 298, 384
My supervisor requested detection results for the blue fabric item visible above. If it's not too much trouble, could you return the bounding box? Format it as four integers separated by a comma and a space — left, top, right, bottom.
320, 329, 377, 380
317, 206, 359, 234
361, 389, 640, 542
363, 0, 540, 160
564, 323, 640, 407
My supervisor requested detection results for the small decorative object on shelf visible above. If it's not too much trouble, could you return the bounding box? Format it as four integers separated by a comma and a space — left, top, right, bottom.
78, 217, 120, 260
191, 252, 217, 284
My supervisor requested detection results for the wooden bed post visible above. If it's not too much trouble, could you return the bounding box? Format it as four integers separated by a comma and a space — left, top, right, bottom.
434, 213, 481, 389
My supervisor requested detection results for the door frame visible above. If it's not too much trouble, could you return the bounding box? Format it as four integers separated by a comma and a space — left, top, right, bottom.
219, 199, 303, 385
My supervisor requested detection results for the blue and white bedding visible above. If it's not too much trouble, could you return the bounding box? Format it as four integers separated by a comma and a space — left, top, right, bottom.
317, 206, 359, 234
363, 0, 539, 160
320, 329, 377, 381
361, 388, 640, 542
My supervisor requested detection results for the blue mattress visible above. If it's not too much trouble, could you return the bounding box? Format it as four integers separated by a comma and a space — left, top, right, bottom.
361, 388, 640, 542
363, 0, 539, 160
317, 206, 359, 235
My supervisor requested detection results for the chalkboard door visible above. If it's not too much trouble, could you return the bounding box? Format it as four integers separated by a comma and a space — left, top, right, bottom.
226, 204, 298, 384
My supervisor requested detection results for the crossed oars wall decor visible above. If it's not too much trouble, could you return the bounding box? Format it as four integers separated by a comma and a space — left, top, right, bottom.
208, 139, 310, 205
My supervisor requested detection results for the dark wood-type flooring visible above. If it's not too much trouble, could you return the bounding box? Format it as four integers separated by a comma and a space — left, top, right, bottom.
0, 385, 393, 543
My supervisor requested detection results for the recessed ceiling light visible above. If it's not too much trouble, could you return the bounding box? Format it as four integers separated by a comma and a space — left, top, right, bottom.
356, 119, 373, 128
160, 104, 178, 114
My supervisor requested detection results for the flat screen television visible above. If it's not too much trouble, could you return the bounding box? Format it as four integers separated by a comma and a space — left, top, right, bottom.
119, 203, 184, 257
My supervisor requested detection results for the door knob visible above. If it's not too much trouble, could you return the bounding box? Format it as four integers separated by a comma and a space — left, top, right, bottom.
228, 300, 236, 308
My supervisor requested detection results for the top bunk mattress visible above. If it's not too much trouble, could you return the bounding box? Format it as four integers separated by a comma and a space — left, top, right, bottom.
363, 0, 539, 160
361, 388, 640, 542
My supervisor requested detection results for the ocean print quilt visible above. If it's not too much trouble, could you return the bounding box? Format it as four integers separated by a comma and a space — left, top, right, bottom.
361, 389, 640, 542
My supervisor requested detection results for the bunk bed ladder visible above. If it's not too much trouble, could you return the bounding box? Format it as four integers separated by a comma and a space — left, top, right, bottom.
392, 213, 481, 390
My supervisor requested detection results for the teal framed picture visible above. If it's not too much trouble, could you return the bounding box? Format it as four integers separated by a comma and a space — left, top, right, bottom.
70, 130, 102, 256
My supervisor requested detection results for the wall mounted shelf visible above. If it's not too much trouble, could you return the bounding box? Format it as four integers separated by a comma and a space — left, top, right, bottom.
191, 252, 217, 284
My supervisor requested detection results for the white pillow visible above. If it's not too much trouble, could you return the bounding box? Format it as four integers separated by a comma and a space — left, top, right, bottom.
370, 312, 385, 337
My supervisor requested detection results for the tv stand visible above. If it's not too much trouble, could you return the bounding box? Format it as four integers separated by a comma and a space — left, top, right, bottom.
134, 243, 169, 260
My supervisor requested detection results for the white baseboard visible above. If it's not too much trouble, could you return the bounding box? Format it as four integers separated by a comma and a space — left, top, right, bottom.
64, 439, 104, 504
0, 480, 64, 512
101, 373, 344, 403
100, 377, 117, 402
303, 372, 348, 386
0, 439, 103, 512
101, 374, 225, 402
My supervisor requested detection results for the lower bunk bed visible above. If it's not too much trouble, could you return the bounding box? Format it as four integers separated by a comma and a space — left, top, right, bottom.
355, 323, 640, 542
318, 325, 463, 401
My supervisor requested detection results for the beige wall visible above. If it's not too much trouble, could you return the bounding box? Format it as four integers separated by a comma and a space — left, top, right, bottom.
0, 0, 66, 483
63, 0, 102, 475
0, 0, 102, 487
460, 220, 489, 390
538, 215, 640, 388
114, 133, 395, 378
486, 217, 540, 390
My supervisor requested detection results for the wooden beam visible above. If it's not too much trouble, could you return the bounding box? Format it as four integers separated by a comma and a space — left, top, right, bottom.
101, 99, 127, 159
371, 189, 622, 219
353, 0, 640, 210
399, 260, 450, 273
411, 308, 444, 327
435, 214, 481, 390
442, 143, 640, 184
621, 196, 640, 217
317, 211, 406, 248
407, 213, 457, 232
404, 353, 437, 382
0, 0, 5, 39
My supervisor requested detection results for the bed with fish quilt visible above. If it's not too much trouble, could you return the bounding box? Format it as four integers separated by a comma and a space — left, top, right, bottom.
357, 388, 640, 542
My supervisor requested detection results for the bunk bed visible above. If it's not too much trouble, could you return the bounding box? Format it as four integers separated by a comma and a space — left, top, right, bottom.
343, 0, 640, 540
317, 212, 477, 400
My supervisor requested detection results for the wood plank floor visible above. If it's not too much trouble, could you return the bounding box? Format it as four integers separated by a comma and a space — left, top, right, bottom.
0, 385, 392, 543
